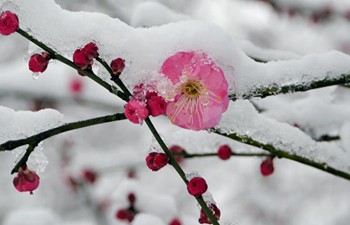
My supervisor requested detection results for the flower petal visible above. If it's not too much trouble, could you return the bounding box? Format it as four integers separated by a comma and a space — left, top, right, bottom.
162, 51, 230, 131
161, 51, 195, 83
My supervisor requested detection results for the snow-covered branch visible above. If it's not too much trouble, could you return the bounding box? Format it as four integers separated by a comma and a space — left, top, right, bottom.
16, 28, 128, 102
230, 72, 350, 100
0, 112, 126, 152
213, 129, 350, 181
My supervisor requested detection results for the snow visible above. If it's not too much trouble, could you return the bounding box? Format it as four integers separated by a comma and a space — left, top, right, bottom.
238, 40, 301, 61
274, 0, 350, 12
232, 51, 350, 98
130, 2, 189, 27
0, 57, 122, 111
0, 106, 62, 172
255, 87, 350, 139
133, 214, 165, 225
2, 208, 61, 225
3, 0, 350, 100
0, 106, 63, 144
217, 100, 350, 173
107, 179, 177, 224
340, 122, 350, 152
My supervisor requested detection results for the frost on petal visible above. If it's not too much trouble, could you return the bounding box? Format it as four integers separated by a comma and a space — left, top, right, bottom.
161, 52, 229, 131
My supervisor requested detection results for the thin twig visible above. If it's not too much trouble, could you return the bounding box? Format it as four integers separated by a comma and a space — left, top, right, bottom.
11, 143, 38, 174
0, 89, 123, 112
144, 118, 220, 225
0, 113, 126, 152
230, 73, 350, 101
213, 129, 350, 181
16, 28, 128, 102
175, 152, 272, 158
317, 135, 340, 142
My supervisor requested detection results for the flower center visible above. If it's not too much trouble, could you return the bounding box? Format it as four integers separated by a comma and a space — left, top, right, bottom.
182, 81, 202, 98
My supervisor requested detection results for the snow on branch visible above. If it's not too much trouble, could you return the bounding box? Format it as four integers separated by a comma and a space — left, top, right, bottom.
4, 0, 350, 103
213, 100, 350, 180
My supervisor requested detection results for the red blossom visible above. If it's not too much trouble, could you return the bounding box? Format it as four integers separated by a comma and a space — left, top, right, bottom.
82, 42, 99, 59
260, 157, 274, 176
73, 48, 92, 69
82, 169, 97, 184
147, 95, 167, 117
169, 218, 182, 225
146, 152, 159, 171
28, 52, 51, 73
0, 11, 19, 35
217, 145, 233, 160
128, 193, 136, 204
187, 177, 208, 197
115, 208, 135, 222
146, 152, 169, 171
153, 153, 169, 168
115, 193, 139, 222
110, 58, 125, 77
13, 165, 40, 195
70, 78, 84, 95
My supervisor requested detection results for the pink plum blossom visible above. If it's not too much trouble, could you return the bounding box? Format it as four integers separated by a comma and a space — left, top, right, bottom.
161, 51, 229, 131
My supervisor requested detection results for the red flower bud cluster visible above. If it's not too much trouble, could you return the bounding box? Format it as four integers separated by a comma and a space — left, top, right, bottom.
115, 192, 139, 223
124, 99, 149, 124
73, 42, 99, 71
198, 203, 221, 224
28, 52, 51, 73
146, 152, 169, 171
124, 84, 167, 124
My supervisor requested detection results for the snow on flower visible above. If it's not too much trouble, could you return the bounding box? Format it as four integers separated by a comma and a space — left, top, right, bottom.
160, 51, 229, 131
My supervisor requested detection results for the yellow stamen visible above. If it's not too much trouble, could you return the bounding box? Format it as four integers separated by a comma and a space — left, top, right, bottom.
182, 80, 203, 98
